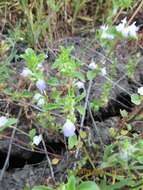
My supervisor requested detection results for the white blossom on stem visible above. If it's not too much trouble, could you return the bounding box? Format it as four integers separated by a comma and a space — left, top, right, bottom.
33, 93, 45, 107
32, 134, 42, 146
0, 116, 8, 127
63, 119, 76, 137
20, 67, 32, 77
75, 81, 85, 90
36, 79, 46, 93
116, 17, 139, 38
88, 60, 97, 70
101, 67, 107, 76
137, 87, 143, 96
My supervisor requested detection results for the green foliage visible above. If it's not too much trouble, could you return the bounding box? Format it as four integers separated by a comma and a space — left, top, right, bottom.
52, 46, 82, 79
131, 93, 141, 105
113, 0, 133, 8
19, 0, 49, 46
60, 175, 100, 190
68, 135, 78, 149
31, 175, 100, 190
21, 48, 46, 71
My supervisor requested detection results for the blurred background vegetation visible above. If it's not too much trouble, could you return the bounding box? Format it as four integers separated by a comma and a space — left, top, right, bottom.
0, 0, 117, 47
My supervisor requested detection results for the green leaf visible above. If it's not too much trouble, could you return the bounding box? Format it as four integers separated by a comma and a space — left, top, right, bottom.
120, 109, 128, 117
68, 135, 78, 149
47, 77, 59, 86
87, 70, 96, 80
5, 118, 17, 127
66, 175, 76, 190
75, 92, 86, 103
74, 72, 85, 81
78, 181, 100, 190
31, 186, 53, 190
29, 129, 36, 140
0, 118, 17, 132
76, 105, 85, 116
131, 93, 141, 105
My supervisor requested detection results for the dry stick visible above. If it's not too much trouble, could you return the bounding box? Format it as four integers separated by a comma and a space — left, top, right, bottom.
88, 103, 104, 147
128, 0, 143, 25
41, 135, 55, 182
73, 80, 93, 169
0, 108, 22, 181
113, 8, 123, 24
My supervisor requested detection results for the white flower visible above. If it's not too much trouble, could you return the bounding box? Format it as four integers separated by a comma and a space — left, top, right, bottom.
128, 22, 139, 38
33, 93, 45, 107
137, 87, 143, 96
33, 93, 43, 100
116, 18, 129, 37
75, 81, 85, 89
32, 134, 42, 146
101, 25, 108, 31
116, 17, 139, 38
36, 79, 46, 93
0, 116, 8, 127
88, 60, 97, 70
63, 119, 76, 137
100, 25, 114, 40
121, 17, 127, 25
20, 67, 32, 77
37, 98, 45, 107
37, 63, 43, 69
45, 53, 48, 58
101, 67, 107, 76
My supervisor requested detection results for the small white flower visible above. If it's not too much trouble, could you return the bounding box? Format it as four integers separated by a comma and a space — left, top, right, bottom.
0, 116, 8, 127
32, 134, 42, 146
45, 53, 48, 58
128, 22, 139, 38
116, 17, 139, 38
37, 63, 43, 69
101, 67, 107, 76
63, 119, 76, 137
75, 81, 85, 89
33, 93, 45, 107
33, 93, 43, 101
137, 87, 143, 96
116, 18, 129, 37
88, 60, 97, 70
36, 79, 46, 93
37, 98, 45, 107
100, 25, 108, 31
20, 67, 32, 77
121, 17, 127, 25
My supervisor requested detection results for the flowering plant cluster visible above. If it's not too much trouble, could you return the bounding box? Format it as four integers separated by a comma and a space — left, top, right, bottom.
100, 17, 139, 41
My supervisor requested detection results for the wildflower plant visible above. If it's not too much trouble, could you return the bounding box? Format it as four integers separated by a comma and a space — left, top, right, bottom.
20, 46, 87, 148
